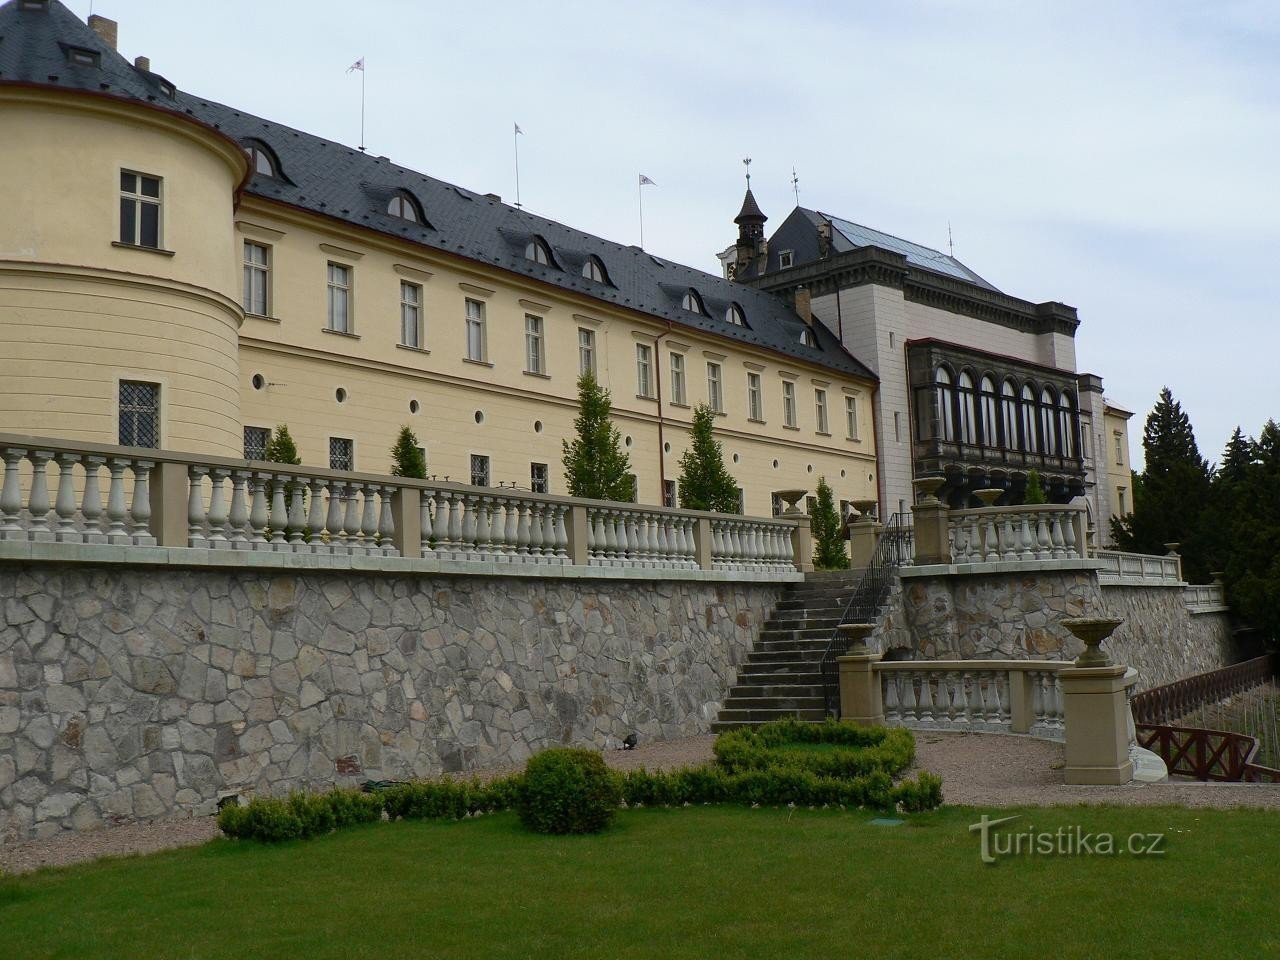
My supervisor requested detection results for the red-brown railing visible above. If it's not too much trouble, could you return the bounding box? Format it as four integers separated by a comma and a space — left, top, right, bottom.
1130, 655, 1276, 726
1136, 724, 1280, 783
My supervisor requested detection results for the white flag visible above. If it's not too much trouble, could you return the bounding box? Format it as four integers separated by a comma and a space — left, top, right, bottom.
514, 122, 523, 135
347, 57, 364, 73
638, 174, 655, 186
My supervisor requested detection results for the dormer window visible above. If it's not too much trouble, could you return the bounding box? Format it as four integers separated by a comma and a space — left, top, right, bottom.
243, 140, 280, 179
681, 290, 706, 315
779, 250, 794, 269
525, 237, 554, 266
725, 303, 747, 327
387, 190, 424, 224
66, 46, 100, 68
582, 256, 609, 284
799, 328, 816, 347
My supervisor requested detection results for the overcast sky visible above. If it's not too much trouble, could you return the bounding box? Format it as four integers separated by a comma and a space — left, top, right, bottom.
73, 0, 1279, 468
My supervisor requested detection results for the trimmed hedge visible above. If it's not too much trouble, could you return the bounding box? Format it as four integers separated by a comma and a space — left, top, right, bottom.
518, 748, 622, 835
381, 775, 523, 822
713, 719, 916, 780
217, 788, 382, 842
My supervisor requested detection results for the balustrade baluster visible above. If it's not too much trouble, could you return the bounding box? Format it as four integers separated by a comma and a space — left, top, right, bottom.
501, 500, 520, 561
472, 496, 492, 560
269, 475, 290, 549
882, 675, 900, 724
599, 509, 616, 563
379, 485, 397, 556
0, 447, 25, 541
434, 492, 452, 556
917, 674, 935, 726
53, 453, 82, 543
899, 674, 918, 724
306, 478, 328, 553
528, 501, 546, 560
419, 493, 436, 555
248, 473, 271, 548
1049, 513, 1066, 559
458, 494, 477, 558
325, 481, 345, 552
208, 468, 230, 548
228, 470, 251, 549
26, 451, 54, 541
187, 466, 209, 548
1061, 511, 1078, 559
444, 492, 463, 558
129, 461, 155, 546
81, 456, 105, 543
552, 504, 569, 562
588, 509, 605, 564
1017, 514, 1034, 560
287, 482, 307, 548
543, 504, 559, 563
360, 483, 380, 554
104, 459, 131, 544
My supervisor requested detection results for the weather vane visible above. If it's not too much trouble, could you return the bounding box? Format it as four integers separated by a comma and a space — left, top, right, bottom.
791, 165, 800, 204
742, 156, 752, 187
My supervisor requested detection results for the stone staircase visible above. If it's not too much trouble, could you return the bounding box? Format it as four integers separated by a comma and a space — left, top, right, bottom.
712, 570, 865, 731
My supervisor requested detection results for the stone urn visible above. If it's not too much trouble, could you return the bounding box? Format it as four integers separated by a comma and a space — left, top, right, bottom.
774, 489, 808, 517
850, 498, 878, 521
838, 622, 875, 653
912, 476, 945, 505
1061, 617, 1124, 668
973, 489, 1003, 508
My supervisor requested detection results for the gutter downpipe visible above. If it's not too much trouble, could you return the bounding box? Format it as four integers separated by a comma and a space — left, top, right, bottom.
655, 322, 674, 505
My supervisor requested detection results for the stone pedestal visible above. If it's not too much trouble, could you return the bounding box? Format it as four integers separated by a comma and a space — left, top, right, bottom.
1059, 664, 1135, 785
837, 623, 882, 724
848, 519, 882, 570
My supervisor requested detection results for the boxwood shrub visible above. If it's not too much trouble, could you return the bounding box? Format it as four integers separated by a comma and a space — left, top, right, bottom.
517, 748, 622, 835
714, 718, 915, 780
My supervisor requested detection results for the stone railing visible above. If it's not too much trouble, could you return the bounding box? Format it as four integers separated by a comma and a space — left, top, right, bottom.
876, 660, 1067, 740
1095, 549, 1182, 585
946, 504, 1087, 565
0, 433, 804, 579
1183, 582, 1228, 613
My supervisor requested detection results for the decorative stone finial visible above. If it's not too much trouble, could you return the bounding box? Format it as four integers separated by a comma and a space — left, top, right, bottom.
838, 622, 875, 653
1061, 617, 1124, 668
774, 489, 807, 517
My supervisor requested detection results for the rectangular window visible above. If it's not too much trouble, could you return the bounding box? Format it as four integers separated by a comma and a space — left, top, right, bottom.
118, 380, 160, 448
242, 241, 270, 316
663, 479, 676, 509
1117, 486, 1127, 515
670, 353, 686, 405
779, 250, 794, 269
1114, 433, 1124, 465
243, 425, 269, 461
782, 380, 797, 427
845, 395, 859, 440
326, 262, 351, 333
400, 281, 422, 348
465, 298, 486, 362
894, 410, 901, 442
747, 372, 763, 421
470, 454, 490, 487
578, 328, 596, 375
525, 314, 545, 374
119, 170, 161, 249
736, 488, 746, 514
815, 388, 829, 434
706, 362, 723, 413
636, 343, 653, 397
771, 493, 783, 516
530, 462, 548, 494
329, 437, 354, 471
418, 446, 428, 475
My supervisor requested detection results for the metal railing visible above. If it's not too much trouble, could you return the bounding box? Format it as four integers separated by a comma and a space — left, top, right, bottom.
819, 513, 913, 716
1130, 656, 1276, 726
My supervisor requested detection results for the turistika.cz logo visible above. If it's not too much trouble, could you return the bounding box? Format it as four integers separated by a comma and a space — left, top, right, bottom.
969, 814, 1167, 864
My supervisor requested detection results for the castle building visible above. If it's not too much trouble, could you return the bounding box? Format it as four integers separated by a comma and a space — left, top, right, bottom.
0, 0, 881, 517
720, 198, 1131, 540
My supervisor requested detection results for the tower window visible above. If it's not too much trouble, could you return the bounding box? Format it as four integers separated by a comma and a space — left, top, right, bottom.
119, 170, 162, 249
118, 381, 160, 448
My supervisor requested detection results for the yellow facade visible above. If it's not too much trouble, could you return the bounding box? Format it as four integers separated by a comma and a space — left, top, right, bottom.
1, 87, 877, 516
1103, 403, 1134, 522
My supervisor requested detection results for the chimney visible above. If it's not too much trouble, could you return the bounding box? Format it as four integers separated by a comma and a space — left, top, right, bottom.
88, 14, 118, 51
134, 55, 151, 72
794, 285, 812, 325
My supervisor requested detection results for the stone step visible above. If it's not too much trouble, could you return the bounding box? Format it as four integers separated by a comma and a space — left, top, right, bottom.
736, 667, 827, 685
765, 614, 842, 629
715, 706, 828, 723
774, 596, 850, 610
728, 682, 827, 699
752, 638, 830, 655
803, 570, 867, 583
758, 625, 837, 640
745, 648, 828, 666
721, 695, 827, 711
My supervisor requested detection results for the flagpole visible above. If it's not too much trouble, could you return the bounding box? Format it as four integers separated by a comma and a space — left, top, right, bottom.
360, 64, 366, 152
638, 175, 644, 249
514, 124, 522, 209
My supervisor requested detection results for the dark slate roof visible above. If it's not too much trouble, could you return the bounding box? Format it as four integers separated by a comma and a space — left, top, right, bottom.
735, 188, 766, 224
0, 0, 876, 382
821, 213, 1000, 292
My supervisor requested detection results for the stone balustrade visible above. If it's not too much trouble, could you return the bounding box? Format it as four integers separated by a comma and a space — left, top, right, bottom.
1096, 549, 1182, 585
946, 504, 1087, 565
876, 660, 1068, 740
1183, 582, 1228, 613
0, 433, 805, 579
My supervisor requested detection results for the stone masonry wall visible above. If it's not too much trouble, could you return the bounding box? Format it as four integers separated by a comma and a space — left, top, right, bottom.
0, 565, 784, 840
869, 570, 1234, 689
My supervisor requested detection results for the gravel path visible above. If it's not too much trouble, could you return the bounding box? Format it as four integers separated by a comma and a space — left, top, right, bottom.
4, 731, 1277, 875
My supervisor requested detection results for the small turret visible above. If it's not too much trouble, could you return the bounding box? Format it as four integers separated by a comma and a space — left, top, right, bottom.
732, 159, 768, 279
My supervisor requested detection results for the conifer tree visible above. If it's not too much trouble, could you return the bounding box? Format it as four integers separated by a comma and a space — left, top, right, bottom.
810, 476, 849, 570
1023, 469, 1048, 505
677, 403, 739, 513
562, 370, 633, 502
389, 426, 427, 479
263, 424, 300, 466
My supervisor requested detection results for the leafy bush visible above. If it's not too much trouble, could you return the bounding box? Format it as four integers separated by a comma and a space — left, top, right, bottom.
326, 788, 385, 828
619, 765, 898, 811
713, 719, 915, 780
288, 792, 336, 838
218, 796, 303, 843
381, 774, 523, 822
892, 771, 944, 813
518, 748, 621, 835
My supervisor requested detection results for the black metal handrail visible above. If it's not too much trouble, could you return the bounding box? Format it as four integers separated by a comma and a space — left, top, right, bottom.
819, 513, 913, 716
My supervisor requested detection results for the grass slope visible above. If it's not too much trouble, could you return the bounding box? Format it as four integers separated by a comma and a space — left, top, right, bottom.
3, 805, 1278, 960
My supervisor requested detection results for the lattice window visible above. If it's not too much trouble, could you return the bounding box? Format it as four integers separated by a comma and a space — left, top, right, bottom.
329, 437, 353, 471
118, 381, 159, 448
243, 426, 269, 461
470, 454, 490, 487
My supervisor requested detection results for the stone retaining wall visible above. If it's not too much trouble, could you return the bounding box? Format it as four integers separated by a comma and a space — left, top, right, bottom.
0, 565, 784, 840
869, 571, 1234, 689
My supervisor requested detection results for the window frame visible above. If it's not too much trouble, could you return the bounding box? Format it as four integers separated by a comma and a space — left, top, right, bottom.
635, 342, 654, 398
845, 394, 859, 441
328, 437, 355, 472
669, 353, 686, 405
118, 380, 161, 449
464, 298, 487, 362
747, 371, 763, 422
524, 313, 545, 375
530, 462, 549, 494
782, 379, 797, 428
577, 327, 596, 376
119, 169, 162, 249
326, 261, 352, 334
242, 240, 270, 317
706, 361, 723, 413
470, 453, 491, 487
815, 388, 829, 435
399, 280, 423, 348
243, 425, 270, 461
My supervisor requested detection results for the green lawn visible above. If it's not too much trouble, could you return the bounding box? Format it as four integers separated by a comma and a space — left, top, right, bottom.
3, 805, 1278, 960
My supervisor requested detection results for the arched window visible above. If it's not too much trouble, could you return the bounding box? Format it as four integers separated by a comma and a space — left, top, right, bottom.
681, 289, 706, 315
243, 140, 280, 179
979, 376, 999, 448
582, 256, 608, 283
726, 303, 747, 326
799, 327, 816, 347
1059, 390, 1076, 458
1002, 379, 1019, 450
525, 237, 553, 265
1040, 387, 1058, 456
387, 191, 423, 223
936, 367, 956, 442
957, 371, 977, 444
1021, 384, 1038, 452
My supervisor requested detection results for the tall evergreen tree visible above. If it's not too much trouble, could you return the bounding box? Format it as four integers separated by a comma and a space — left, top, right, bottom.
677, 403, 739, 513
1110, 387, 1213, 582
561, 370, 633, 502
1219, 427, 1254, 484
810, 476, 849, 570
1214, 420, 1280, 641
1023, 469, 1047, 505
389, 426, 427, 479
263, 424, 300, 465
